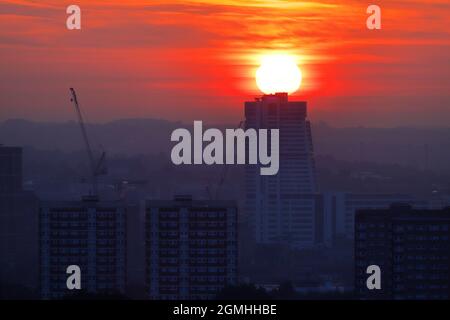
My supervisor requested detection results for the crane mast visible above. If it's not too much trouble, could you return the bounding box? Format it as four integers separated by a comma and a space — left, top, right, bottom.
69, 88, 103, 197
207, 120, 245, 200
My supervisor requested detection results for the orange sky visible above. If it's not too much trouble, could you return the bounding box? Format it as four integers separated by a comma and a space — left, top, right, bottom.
0, 0, 449, 126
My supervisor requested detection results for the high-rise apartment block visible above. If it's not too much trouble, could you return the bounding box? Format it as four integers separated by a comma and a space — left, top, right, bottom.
145, 195, 238, 300
355, 204, 450, 300
39, 197, 127, 299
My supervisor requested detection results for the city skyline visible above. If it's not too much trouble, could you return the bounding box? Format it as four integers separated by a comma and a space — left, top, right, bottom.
1, 1, 449, 126
1, 0, 450, 303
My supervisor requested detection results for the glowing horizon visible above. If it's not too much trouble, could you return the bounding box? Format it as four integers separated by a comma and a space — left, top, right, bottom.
0, 0, 449, 126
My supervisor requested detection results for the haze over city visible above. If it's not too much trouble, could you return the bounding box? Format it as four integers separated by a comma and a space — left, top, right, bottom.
2, 0, 450, 306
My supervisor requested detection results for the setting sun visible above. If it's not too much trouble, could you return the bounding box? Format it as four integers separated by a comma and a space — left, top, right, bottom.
256, 55, 302, 95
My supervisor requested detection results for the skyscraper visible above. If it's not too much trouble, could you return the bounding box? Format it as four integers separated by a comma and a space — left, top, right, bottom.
39, 197, 127, 299
355, 204, 450, 300
245, 93, 318, 248
145, 195, 238, 300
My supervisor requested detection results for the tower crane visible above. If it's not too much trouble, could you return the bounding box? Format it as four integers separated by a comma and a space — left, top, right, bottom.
206, 120, 245, 200
69, 88, 107, 198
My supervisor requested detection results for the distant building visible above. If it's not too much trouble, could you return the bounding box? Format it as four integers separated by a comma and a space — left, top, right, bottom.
245, 93, 318, 248
0, 145, 39, 295
355, 204, 450, 300
146, 195, 238, 300
322, 193, 429, 243
39, 197, 127, 299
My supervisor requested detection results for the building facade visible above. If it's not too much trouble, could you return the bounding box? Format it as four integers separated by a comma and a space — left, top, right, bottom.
39, 197, 127, 299
355, 204, 450, 300
245, 93, 318, 248
146, 195, 238, 300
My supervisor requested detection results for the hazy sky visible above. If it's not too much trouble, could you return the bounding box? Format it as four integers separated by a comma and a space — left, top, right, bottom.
0, 0, 449, 126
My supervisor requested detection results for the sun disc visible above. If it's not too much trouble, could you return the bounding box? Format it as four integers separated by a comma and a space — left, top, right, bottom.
256, 55, 302, 95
